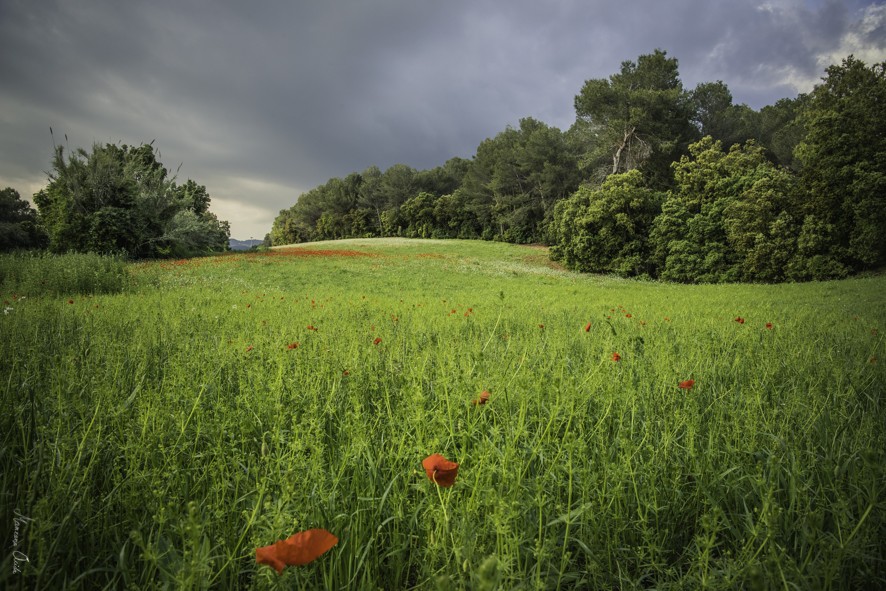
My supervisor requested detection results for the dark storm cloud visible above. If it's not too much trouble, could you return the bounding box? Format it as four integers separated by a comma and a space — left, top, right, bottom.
1, 0, 883, 238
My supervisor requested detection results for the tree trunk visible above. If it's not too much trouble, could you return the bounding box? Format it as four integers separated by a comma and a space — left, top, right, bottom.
613, 127, 636, 174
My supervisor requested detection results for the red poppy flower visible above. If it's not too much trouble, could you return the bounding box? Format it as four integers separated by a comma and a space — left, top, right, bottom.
765, 323, 773, 330
538, 324, 545, 329
287, 342, 299, 350
678, 379, 695, 390
245, 345, 254, 352
664, 317, 671, 322
422, 454, 459, 487
584, 322, 592, 332
611, 352, 621, 362
734, 317, 745, 324
450, 309, 457, 314
68, 299, 74, 304
306, 325, 318, 331
342, 369, 350, 376
255, 529, 339, 574
472, 390, 490, 405
625, 313, 632, 318
373, 337, 382, 345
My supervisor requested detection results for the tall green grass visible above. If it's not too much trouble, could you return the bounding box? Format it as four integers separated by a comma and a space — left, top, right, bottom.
1, 239, 884, 589
0, 251, 132, 296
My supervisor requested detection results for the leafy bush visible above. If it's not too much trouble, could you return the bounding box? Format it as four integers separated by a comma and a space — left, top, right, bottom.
551, 170, 664, 276
650, 137, 804, 283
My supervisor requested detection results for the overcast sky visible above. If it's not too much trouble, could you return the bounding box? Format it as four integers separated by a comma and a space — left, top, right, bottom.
1, 0, 884, 239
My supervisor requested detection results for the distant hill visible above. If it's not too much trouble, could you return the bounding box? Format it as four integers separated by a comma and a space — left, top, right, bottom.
228, 238, 263, 251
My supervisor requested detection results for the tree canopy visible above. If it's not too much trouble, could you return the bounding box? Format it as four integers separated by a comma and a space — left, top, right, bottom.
574, 49, 697, 187
9, 49, 876, 283
0, 187, 47, 251
33, 141, 229, 258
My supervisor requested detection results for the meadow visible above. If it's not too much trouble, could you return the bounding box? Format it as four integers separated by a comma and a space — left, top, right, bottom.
1, 238, 884, 590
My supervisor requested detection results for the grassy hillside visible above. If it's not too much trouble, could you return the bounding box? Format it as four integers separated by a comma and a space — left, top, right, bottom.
2, 239, 884, 589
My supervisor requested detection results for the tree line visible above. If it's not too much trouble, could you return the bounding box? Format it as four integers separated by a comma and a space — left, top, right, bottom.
1, 139, 230, 258
269, 51, 884, 282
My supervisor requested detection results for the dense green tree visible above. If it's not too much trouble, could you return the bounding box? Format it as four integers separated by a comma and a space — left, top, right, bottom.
795, 55, 886, 273
459, 117, 580, 242
415, 157, 470, 197
269, 206, 304, 245
690, 81, 734, 139
0, 187, 47, 251
399, 192, 438, 238
759, 96, 807, 169
550, 170, 664, 276
33, 142, 229, 258
649, 137, 803, 282
690, 81, 762, 149
574, 49, 696, 187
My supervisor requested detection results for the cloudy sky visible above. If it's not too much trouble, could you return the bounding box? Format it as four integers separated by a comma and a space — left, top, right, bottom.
1, 0, 884, 239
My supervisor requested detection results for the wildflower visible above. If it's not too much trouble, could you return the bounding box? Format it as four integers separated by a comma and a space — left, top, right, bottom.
734, 317, 745, 324
287, 342, 299, 350
765, 323, 773, 330
625, 313, 632, 318
245, 345, 254, 352
472, 390, 490, 405
584, 322, 592, 332
68, 299, 74, 304
3, 306, 12, 315
664, 316, 670, 322
678, 379, 695, 390
342, 370, 350, 376
538, 324, 545, 329
422, 454, 459, 487
306, 325, 318, 331
373, 337, 382, 345
611, 352, 621, 362
255, 529, 339, 574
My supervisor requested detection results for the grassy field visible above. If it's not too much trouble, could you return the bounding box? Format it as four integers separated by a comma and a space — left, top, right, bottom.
1, 238, 884, 590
